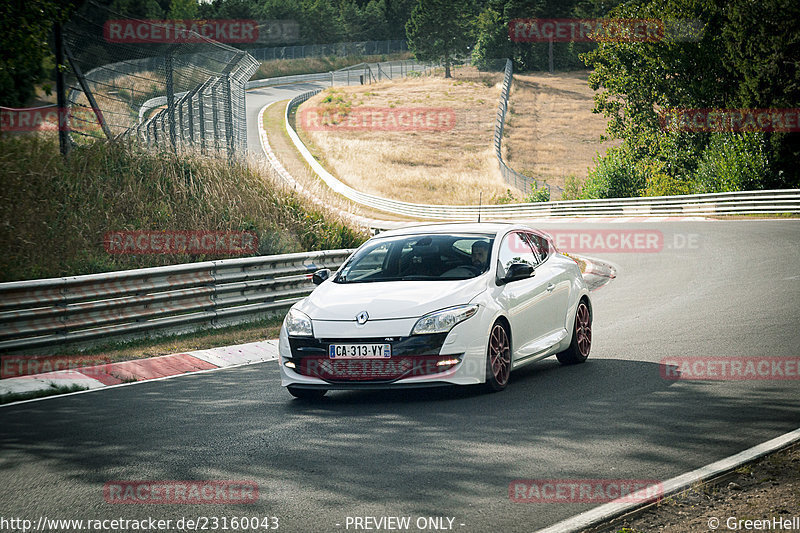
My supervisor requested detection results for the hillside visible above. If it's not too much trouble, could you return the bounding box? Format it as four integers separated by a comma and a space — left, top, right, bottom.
0, 134, 367, 282
294, 67, 617, 203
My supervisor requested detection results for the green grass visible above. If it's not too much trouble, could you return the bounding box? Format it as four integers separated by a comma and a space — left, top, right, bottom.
74, 316, 285, 362
0, 134, 369, 282
0, 383, 88, 405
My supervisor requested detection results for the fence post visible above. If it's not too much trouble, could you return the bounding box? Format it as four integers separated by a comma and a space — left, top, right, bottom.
225, 75, 234, 159
54, 23, 69, 156
211, 80, 220, 152
165, 53, 176, 150
187, 92, 194, 144
178, 98, 184, 147
198, 91, 206, 154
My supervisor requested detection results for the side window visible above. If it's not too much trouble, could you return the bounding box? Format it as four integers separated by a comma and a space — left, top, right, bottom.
497, 232, 538, 277
526, 233, 550, 262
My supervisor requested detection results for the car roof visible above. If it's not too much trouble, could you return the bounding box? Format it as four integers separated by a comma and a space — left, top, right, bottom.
372, 222, 532, 240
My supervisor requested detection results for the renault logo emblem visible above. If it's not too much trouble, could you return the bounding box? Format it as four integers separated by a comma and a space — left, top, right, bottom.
356, 311, 369, 325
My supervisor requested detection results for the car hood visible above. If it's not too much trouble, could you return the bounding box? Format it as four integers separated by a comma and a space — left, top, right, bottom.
298, 277, 488, 321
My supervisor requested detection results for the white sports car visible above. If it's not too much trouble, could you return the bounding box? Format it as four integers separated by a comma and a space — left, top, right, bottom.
278, 223, 592, 399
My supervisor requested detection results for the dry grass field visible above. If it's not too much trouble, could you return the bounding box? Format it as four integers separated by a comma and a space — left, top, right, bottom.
295, 67, 617, 203
504, 71, 620, 197
296, 67, 511, 205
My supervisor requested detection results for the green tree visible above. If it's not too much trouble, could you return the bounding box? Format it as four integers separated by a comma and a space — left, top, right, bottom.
299, 0, 343, 44
167, 0, 198, 20
0, 0, 78, 107
405, 0, 476, 77
582, 0, 799, 193
472, 4, 509, 70
384, 0, 416, 40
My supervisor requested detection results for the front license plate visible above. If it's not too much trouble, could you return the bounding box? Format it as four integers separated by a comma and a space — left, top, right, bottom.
329, 343, 391, 359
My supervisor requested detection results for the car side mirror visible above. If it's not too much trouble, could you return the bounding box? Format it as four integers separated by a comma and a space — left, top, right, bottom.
312, 268, 331, 285
499, 263, 534, 285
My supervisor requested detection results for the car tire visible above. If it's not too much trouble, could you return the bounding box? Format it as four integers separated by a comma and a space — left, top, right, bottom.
485, 321, 511, 392
287, 386, 327, 400
557, 300, 592, 365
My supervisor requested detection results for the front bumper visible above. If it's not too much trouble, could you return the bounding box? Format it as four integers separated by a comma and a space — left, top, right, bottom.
278, 321, 488, 389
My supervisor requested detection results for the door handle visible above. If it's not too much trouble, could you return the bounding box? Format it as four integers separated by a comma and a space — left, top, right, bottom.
546, 283, 555, 292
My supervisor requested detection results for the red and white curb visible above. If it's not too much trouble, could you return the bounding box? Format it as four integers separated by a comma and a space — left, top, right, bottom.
534, 427, 800, 533
0, 340, 279, 406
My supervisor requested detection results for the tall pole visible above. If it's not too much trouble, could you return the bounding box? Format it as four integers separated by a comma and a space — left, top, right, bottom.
54, 23, 69, 156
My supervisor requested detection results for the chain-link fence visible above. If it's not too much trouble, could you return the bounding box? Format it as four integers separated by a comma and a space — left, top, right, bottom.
249, 40, 408, 62
494, 58, 555, 197
246, 59, 434, 91
61, 1, 259, 158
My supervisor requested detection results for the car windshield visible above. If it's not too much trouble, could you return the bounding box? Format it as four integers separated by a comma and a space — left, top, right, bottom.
335, 234, 494, 283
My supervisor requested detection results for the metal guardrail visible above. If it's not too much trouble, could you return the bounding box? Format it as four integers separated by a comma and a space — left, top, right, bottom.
0, 250, 353, 353
248, 40, 408, 62
246, 60, 432, 90
283, 91, 800, 220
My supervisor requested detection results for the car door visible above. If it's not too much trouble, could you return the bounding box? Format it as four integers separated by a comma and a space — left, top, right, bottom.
494, 231, 556, 360
524, 231, 571, 337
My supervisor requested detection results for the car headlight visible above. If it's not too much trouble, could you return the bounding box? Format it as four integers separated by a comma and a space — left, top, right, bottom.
411, 305, 478, 335
285, 308, 313, 337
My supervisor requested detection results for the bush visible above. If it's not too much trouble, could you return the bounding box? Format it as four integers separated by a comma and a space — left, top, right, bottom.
526, 184, 550, 203
581, 146, 647, 199
492, 189, 517, 204
643, 172, 694, 196
561, 175, 582, 200
640, 160, 693, 196
695, 133, 770, 193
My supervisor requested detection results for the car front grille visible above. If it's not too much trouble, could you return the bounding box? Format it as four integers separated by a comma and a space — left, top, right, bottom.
296, 356, 459, 382
286, 334, 459, 383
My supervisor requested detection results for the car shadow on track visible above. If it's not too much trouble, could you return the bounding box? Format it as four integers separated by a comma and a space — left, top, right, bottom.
1, 357, 797, 529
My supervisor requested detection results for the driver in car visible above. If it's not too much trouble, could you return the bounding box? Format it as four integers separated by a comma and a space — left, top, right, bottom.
471, 240, 490, 273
